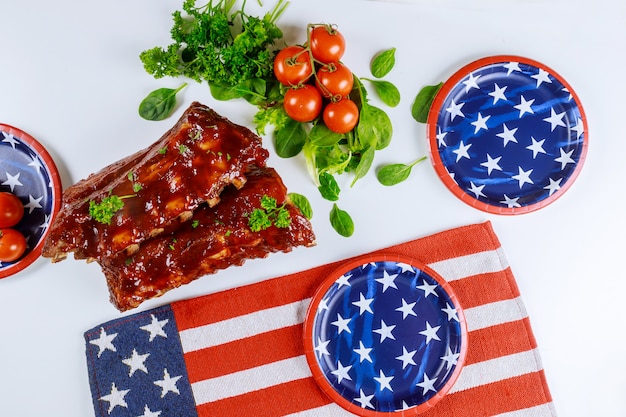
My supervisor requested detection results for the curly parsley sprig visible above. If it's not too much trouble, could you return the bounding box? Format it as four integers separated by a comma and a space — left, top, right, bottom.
88, 195, 135, 225
247, 195, 291, 232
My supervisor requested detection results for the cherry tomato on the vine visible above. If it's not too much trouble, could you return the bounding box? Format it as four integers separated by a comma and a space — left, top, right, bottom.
309, 25, 346, 64
315, 62, 354, 99
0, 192, 24, 228
0, 228, 27, 263
283, 85, 323, 122
323, 99, 359, 134
273, 45, 313, 86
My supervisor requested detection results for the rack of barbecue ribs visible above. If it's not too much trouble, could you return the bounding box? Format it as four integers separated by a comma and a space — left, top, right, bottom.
42, 102, 270, 262
42, 102, 316, 310
99, 166, 316, 311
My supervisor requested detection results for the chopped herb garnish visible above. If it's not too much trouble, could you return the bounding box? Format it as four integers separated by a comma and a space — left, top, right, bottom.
159, 147, 168, 155
178, 144, 189, 154
192, 220, 200, 228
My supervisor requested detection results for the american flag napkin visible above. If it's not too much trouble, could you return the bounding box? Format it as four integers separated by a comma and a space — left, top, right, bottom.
85, 221, 555, 417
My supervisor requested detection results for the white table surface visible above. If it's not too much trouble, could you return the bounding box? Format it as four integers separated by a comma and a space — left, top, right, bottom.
1, 0, 625, 416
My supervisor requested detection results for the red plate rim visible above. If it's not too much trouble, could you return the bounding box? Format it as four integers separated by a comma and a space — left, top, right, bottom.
303, 253, 468, 416
426, 55, 589, 215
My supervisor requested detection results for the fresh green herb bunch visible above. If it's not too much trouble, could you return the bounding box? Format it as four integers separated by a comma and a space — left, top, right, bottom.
140, 0, 288, 95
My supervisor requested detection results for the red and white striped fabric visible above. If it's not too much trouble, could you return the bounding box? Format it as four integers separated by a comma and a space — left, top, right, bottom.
86, 221, 556, 416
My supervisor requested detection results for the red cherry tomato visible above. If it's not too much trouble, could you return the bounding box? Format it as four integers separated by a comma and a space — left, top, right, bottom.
0, 228, 27, 263
309, 25, 346, 64
283, 85, 323, 122
315, 62, 354, 99
273, 45, 313, 86
323, 99, 359, 134
0, 192, 24, 228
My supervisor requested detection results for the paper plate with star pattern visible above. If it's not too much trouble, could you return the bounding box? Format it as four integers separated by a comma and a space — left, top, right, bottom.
0, 124, 62, 278
303, 254, 467, 416
427, 55, 588, 214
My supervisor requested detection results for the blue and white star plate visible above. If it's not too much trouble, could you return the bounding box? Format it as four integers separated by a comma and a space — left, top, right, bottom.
303, 254, 467, 416
427, 55, 588, 214
0, 124, 62, 278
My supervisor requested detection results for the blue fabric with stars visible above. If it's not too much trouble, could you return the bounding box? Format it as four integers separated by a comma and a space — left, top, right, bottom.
434, 59, 585, 209
310, 260, 464, 412
84, 305, 198, 417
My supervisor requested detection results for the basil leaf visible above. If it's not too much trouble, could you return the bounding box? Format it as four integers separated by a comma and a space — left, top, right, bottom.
274, 118, 307, 158
318, 172, 340, 201
288, 192, 313, 219
357, 104, 393, 151
367, 79, 400, 108
412, 82, 443, 123
330, 204, 354, 237
351, 146, 375, 187
138, 83, 187, 121
309, 123, 344, 147
377, 156, 427, 186
371, 48, 396, 78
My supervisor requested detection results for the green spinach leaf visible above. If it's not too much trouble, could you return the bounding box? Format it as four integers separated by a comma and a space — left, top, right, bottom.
377, 156, 427, 186
318, 172, 341, 201
288, 192, 313, 219
412, 82, 443, 123
275, 118, 307, 158
138, 83, 187, 121
371, 48, 396, 78
329, 204, 354, 237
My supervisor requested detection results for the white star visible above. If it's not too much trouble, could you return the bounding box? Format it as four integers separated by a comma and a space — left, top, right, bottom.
543, 108, 566, 131
436, 128, 448, 147
1, 132, 19, 148
445, 100, 465, 121
122, 349, 150, 377
140, 314, 169, 342
544, 177, 563, 196
39, 214, 51, 230
395, 346, 417, 369
480, 154, 502, 175
488, 83, 508, 104
462, 73, 481, 92
397, 262, 415, 273
511, 167, 534, 188
468, 181, 487, 199
374, 319, 396, 343
531, 68, 552, 87
452, 140, 472, 162
416, 373, 438, 395
395, 298, 417, 319
572, 117, 585, 139
514, 95, 535, 118
496, 124, 519, 147
374, 370, 394, 392
314, 337, 330, 358
335, 273, 352, 288
375, 270, 398, 293
526, 137, 547, 159
23, 195, 43, 214
352, 293, 374, 315
555, 148, 576, 170
354, 389, 375, 409
503, 61, 521, 75
28, 155, 43, 171
471, 112, 491, 134
99, 382, 129, 414
441, 303, 460, 322
137, 405, 162, 417
317, 297, 330, 312
440, 347, 461, 370
331, 313, 352, 334
500, 194, 522, 208
354, 341, 373, 363
416, 279, 438, 297
89, 327, 117, 358
331, 361, 352, 384
2, 172, 23, 192
419, 321, 441, 344
153, 368, 182, 398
